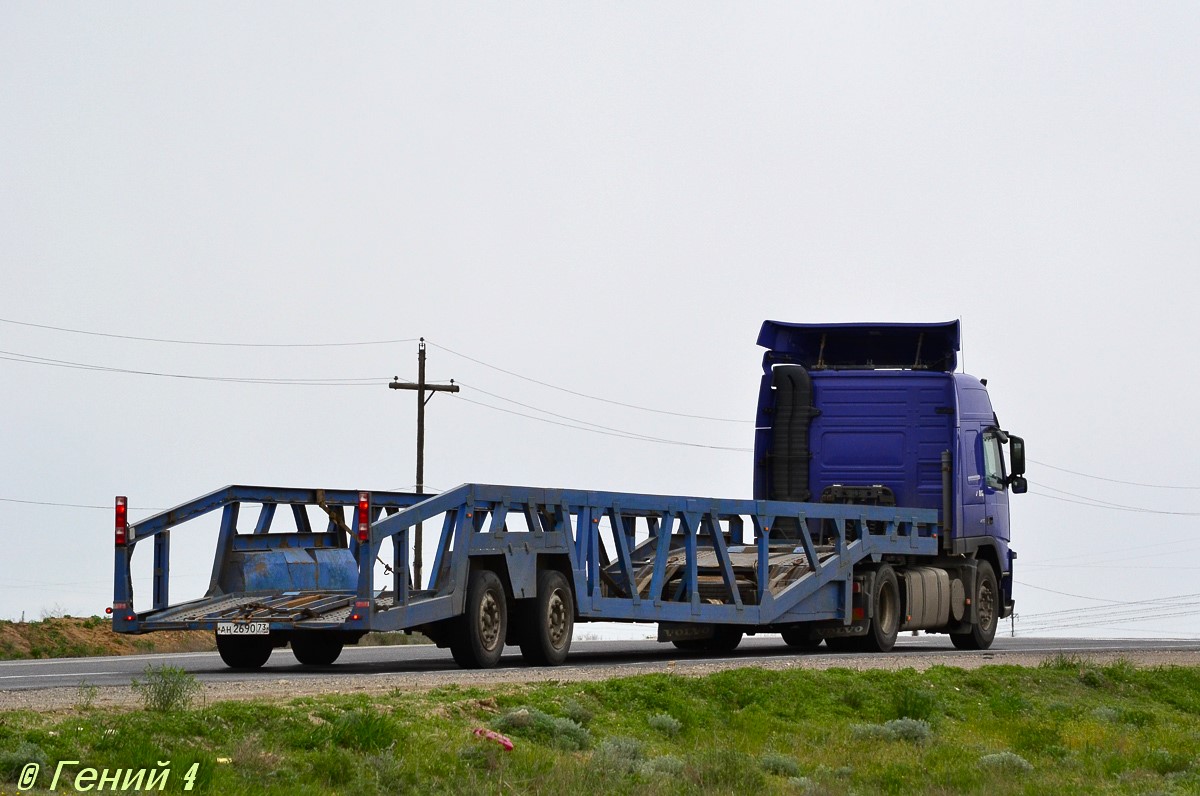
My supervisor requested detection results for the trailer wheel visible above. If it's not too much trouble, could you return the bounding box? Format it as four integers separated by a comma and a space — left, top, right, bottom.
518, 570, 575, 666
291, 632, 344, 666
450, 569, 508, 669
215, 633, 273, 670
781, 625, 823, 650
862, 565, 900, 653
951, 563, 998, 650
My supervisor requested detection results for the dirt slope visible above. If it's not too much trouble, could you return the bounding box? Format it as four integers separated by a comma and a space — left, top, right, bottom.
0, 617, 215, 660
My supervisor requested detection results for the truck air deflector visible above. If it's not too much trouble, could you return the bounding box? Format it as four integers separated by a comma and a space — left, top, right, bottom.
758, 320, 960, 372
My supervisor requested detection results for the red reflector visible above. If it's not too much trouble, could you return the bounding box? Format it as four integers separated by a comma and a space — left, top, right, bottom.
852, 607, 865, 621
105, 607, 113, 615
357, 491, 370, 543
354, 600, 370, 608
115, 496, 128, 546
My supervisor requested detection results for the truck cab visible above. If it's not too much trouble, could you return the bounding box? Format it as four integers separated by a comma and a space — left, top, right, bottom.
753, 320, 1025, 644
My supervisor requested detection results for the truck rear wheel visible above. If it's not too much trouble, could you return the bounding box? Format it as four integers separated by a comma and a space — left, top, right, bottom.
951, 563, 998, 650
291, 632, 344, 666
518, 570, 575, 666
450, 569, 508, 669
861, 565, 900, 653
215, 633, 273, 670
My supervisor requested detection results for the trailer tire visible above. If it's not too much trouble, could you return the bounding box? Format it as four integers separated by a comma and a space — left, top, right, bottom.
215, 633, 273, 670
450, 569, 508, 669
518, 570, 574, 666
291, 632, 344, 666
951, 563, 998, 650
781, 625, 823, 650
862, 565, 900, 653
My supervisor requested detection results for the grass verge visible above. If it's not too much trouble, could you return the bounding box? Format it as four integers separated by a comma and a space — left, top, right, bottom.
2, 659, 1200, 794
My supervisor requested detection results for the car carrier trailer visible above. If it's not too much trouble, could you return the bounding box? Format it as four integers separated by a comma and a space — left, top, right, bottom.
112, 320, 1026, 670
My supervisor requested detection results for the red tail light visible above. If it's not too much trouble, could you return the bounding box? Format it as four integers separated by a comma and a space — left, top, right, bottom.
357, 491, 370, 543
115, 496, 128, 546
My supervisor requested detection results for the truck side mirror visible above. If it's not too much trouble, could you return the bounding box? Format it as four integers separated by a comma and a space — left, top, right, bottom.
1010, 475, 1028, 494
1008, 435, 1025, 476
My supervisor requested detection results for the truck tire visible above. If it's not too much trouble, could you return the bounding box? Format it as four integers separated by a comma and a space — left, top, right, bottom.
951, 563, 998, 650
450, 569, 508, 669
291, 632, 344, 666
518, 570, 574, 666
215, 633, 273, 670
861, 565, 900, 653
781, 625, 823, 650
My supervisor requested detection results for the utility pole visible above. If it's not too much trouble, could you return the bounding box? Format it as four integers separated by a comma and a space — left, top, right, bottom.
389, 338, 458, 588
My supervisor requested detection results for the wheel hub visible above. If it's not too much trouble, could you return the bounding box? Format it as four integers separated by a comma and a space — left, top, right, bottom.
978, 578, 995, 631
479, 592, 501, 651
547, 590, 569, 648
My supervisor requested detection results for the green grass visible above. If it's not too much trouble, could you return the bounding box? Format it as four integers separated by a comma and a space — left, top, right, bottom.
3, 660, 1200, 794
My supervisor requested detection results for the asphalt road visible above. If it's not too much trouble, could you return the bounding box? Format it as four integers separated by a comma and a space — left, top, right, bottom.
4, 635, 1199, 693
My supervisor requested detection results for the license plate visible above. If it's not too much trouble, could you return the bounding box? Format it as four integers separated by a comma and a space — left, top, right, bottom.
216, 621, 269, 636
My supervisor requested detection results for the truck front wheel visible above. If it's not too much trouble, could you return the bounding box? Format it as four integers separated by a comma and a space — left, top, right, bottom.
215, 633, 273, 670
450, 569, 508, 669
518, 570, 575, 666
951, 563, 998, 650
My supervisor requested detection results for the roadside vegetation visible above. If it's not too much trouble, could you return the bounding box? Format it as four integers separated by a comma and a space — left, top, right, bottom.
3, 657, 1200, 794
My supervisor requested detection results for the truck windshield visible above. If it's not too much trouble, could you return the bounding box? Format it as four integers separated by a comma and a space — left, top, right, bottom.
982, 432, 1007, 491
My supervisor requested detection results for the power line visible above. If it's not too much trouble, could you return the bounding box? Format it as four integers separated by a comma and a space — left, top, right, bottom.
1030, 458, 1200, 490
454, 393, 754, 452
428, 339, 752, 424
1026, 489, 1200, 516
459, 380, 751, 445
0, 497, 164, 510
0, 316, 417, 348
1014, 581, 1134, 603
1019, 604, 1200, 632
1030, 537, 1200, 567
0, 349, 390, 386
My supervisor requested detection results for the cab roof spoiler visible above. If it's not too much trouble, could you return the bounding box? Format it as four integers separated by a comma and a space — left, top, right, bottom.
758, 320, 960, 372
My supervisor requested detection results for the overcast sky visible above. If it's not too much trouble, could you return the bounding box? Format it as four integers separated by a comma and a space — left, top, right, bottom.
2, 4, 1198, 639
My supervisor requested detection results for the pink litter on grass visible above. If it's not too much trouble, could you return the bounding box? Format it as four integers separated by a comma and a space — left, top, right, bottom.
473, 728, 515, 751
